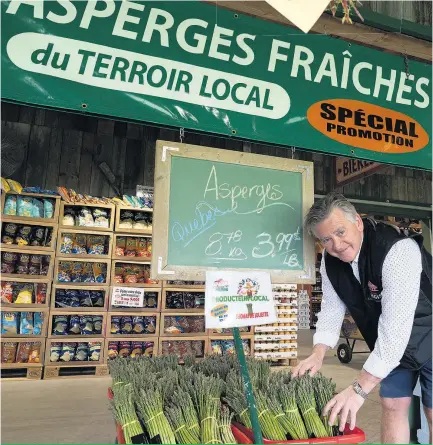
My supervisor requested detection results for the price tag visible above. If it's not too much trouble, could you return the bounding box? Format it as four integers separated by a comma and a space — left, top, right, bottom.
112, 287, 145, 308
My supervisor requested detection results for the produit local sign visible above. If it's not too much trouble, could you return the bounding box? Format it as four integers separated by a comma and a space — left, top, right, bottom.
1, 1, 431, 169
111, 287, 145, 308
205, 271, 277, 328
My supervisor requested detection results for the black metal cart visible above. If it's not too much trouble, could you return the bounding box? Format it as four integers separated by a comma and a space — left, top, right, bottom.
337, 315, 368, 364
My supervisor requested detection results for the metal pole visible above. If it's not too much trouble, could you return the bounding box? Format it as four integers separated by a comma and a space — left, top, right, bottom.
233, 327, 263, 444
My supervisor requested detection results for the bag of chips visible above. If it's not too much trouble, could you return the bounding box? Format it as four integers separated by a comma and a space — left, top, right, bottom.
111, 316, 121, 335
31, 198, 44, 218
91, 291, 104, 307
53, 315, 68, 335
132, 316, 145, 334
60, 343, 76, 362
87, 235, 105, 255
93, 208, 109, 228
92, 263, 106, 283
1, 282, 14, 303
65, 290, 80, 307
43, 199, 54, 219
15, 253, 30, 275
29, 254, 42, 275
28, 342, 41, 363
2, 312, 18, 334
40, 255, 50, 276
49, 342, 62, 362
80, 316, 94, 335
133, 212, 147, 230
16, 342, 32, 363
1, 251, 18, 274
69, 315, 81, 335
81, 262, 94, 282
17, 196, 33, 217
19, 311, 33, 334
143, 342, 154, 357
62, 207, 75, 226
93, 316, 103, 334
71, 262, 84, 282
30, 227, 46, 247
1, 342, 18, 363
60, 233, 73, 254
121, 316, 133, 335
79, 290, 92, 307
125, 238, 137, 257
131, 341, 143, 358
108, 341, 119, 359
211, 341, 223, 356
2, 223, 18, 244
33, 312, 44, 335
77, 207, 94, 227
58, 261, 72, 282
89, 342, 101, 361
75, 343, 89, 361
36, 283, 47, 305
119, 210, 134, 229
118, 341, 131, 358
72, 234, 87, 254
4, 195, 17, 216
144, 317, 156, 334
115, 237, 126, 256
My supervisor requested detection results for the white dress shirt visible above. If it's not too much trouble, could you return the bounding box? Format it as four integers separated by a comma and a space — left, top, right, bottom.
313, 237, 422, 379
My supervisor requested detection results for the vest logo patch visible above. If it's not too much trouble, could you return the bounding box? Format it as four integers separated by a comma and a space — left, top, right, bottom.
368, 281, 382, 301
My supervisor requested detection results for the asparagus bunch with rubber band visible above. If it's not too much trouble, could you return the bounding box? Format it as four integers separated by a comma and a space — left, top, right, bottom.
313, 373, 338, 436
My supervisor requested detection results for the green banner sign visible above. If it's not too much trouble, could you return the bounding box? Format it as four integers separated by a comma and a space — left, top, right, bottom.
2, 1, 431, 170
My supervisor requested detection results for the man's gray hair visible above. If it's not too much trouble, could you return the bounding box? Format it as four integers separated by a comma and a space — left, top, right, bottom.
304, 192, 358, 237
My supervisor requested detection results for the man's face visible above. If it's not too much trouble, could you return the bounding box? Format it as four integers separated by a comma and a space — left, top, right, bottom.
314, 208, 364, 262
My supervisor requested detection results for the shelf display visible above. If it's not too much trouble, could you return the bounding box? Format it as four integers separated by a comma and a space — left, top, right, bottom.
115, 207, 152, 234
298, 289, 311, 330
59, 202, 115, 232
1, 220, 56, 251
162, 289, 205, 312
160, 313, 206, 336
159, 337, 207, 361
111, 260, 157, 286
113, 234, 151, 260
1, 309, 47, 337
209, 326, 253, 335
57, 230, 113, 259
48, 312, 106, 337
210, 337, 253, 356
46, 339, 103, 363
51, 286, 107, 310
311, 253, 323, 328
164, 280, 205, 289
1, 191, 60, 224
106, 338, 156, 360
108, 313, 159, 337
1, 339, 43, 364
1, 280, 50, 307
55, 258, 110, 285
1, 248, 53, 279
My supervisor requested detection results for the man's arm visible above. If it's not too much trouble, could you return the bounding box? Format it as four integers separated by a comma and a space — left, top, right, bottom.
324, 238, 422, 430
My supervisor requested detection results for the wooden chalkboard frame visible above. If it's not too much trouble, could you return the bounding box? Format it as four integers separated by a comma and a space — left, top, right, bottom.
151, 141, 315, 284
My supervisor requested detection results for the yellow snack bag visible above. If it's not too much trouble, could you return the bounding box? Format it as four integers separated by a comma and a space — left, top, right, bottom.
1, 177, 11, 192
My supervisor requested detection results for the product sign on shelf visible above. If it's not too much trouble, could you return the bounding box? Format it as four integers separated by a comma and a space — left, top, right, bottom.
205, 271, 277, 329
111, 287, 145, 308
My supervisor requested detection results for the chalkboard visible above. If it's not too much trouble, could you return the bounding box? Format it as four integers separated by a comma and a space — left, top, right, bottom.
152, 141, 315, 283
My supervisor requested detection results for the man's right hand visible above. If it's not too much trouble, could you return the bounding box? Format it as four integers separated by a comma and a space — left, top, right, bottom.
292, 344, 328, 377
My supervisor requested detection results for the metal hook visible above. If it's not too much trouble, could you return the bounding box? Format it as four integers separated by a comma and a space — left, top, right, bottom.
179, 127, 185, 143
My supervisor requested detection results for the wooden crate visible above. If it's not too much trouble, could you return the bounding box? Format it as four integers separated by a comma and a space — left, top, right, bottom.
54, 257, 111, 285
1, 278, 52, 309
56, 228, 113, 259
106, 312, 159, 338
163, 282, 205, 290
1, 246, 54, 280
1, 218, 58, 252
209, 335, 255, 356
111, 259, 158, 288
104, 336, 158, 362
59, 202, 115, 232
160, 312, 207, 337
44, 364, 109, 379
0, 337, 46, 370
45, 337, 105, 365
1, 191, 61, 225
112, 233, 152, 261
161, 288, 205, 313
51, 284, 109, 311
115, 206, 153, 234
48, 310, 107, 339
158, 336, 208, 361
108, 287, 161, 312
0, 307, 49, 338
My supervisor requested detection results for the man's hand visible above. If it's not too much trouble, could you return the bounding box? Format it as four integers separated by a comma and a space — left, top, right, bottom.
292, 344, 328, 377
323, 386, 365, 432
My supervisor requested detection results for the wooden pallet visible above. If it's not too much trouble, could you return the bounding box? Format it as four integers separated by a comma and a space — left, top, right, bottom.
44, 364, 109, 379
1, 364, 43, 380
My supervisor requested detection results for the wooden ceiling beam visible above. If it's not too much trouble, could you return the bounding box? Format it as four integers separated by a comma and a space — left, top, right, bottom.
207, 1, 432, 62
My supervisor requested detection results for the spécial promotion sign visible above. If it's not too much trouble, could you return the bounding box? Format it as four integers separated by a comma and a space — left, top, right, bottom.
205, 271, 276, 329
1, 1, 431, 170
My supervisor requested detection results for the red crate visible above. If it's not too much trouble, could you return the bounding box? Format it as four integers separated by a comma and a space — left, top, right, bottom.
233, 422, 366, 444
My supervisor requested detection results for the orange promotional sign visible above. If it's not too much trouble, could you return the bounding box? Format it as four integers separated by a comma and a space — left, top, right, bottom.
307, 99, 429, 154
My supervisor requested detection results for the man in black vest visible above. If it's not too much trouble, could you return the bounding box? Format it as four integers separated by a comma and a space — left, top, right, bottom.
293, 192, 432, 444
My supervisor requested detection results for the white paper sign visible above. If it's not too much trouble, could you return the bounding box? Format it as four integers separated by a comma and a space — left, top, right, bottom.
265, 0, 330, 34
205, 271, 277, 329
112, 287, 145, 307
